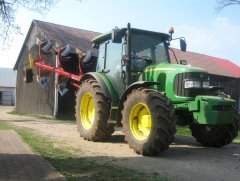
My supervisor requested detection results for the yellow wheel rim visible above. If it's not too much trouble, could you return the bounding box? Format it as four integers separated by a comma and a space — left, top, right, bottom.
29, 53, 34, 68
130, 103, 152, 141
80, 92, 95, 130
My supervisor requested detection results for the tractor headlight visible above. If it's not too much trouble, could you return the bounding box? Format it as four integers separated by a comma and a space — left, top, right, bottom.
202, 81, 209, 88
184, 80, 201, 89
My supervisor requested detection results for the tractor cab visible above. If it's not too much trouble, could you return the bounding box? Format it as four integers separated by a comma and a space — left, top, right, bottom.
92, 24, 178, 86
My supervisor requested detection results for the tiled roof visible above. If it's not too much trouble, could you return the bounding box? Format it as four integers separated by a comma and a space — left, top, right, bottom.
14, 20, 100, 70
34, 20, 100, 55
170, 49, 240, 78
0, 67, 16, 87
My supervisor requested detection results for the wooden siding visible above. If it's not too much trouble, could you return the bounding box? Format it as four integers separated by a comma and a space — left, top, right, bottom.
15, 26, 56, 116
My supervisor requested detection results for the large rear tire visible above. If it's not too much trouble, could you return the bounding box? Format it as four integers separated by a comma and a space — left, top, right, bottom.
121, 88, 176, 156
75, 79, 115, 141
190, 122, 238, 147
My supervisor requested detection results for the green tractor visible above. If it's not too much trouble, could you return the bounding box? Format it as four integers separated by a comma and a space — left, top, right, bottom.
76, 23, 238, 155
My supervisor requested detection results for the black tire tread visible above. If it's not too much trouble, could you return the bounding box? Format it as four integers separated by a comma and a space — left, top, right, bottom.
190, 111, 238, 147
121, 88, 176, 155
75, 79, 115, 141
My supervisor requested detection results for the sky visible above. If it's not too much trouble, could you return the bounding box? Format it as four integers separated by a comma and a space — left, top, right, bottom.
1, 0, 240, 68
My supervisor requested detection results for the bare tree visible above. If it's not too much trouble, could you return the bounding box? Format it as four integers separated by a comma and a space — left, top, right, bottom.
216, 0, 240, 9
0, 0, 56, 47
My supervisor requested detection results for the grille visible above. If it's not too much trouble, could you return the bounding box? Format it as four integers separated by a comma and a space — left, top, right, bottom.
174, 72, 209, 97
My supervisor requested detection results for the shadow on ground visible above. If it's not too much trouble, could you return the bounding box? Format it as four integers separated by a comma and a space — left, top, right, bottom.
0, 154, 64, 181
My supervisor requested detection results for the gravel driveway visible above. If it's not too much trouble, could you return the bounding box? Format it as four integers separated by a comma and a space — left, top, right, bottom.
1, 106, 239, 181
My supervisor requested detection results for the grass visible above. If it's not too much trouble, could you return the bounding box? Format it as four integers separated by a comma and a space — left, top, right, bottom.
8, 110, 75, 123
176, 125, 240, 144
8, 110, 55, 120
0, 121, 169, 181
176, 126, 192, 137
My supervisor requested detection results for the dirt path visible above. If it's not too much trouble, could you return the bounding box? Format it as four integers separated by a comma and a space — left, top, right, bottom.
1, 106, 240, 181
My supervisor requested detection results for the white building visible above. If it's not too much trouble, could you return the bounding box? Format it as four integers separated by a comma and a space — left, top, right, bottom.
0, 67, 16, 105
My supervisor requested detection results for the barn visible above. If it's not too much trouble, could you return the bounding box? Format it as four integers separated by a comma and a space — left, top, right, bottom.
14, 20, 240, 118
0, 67, 16, 106
13, 20, 99, 118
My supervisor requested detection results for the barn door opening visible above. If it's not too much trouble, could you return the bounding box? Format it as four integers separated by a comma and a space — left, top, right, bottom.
0, 91, 2, 105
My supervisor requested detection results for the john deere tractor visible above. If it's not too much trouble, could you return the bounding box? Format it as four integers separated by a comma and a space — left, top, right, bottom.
75, 23, 238, 155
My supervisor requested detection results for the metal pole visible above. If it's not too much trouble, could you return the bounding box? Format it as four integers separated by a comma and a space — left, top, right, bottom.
53, 55, 58, 118
126, 23, 131, 86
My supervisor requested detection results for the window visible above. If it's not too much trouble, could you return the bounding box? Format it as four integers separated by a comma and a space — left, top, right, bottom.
131, 33, 169, 72
96, 44, 105, 72
96, 41, 122, 77
106, 41, 122, 77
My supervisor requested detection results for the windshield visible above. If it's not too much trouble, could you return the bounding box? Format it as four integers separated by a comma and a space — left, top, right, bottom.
131, 33, 170, 66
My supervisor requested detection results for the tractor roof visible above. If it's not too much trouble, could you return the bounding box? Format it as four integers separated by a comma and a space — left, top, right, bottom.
92, 28, 170, 44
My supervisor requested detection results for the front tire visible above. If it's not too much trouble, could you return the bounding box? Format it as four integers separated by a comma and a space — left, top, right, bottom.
75, 79, 115, 141
190, 123, 238, 147
121, 88, 176, 156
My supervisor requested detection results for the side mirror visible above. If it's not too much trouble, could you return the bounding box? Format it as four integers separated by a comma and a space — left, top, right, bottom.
180, 39, 187, 52
112, 27, 122, 43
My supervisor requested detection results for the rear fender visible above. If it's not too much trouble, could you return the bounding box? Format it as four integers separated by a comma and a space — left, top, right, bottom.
80, 73, 119, 121
80, 73, 111, 99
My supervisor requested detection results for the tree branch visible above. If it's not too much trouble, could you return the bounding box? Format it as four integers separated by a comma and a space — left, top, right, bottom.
216, 0, 240, 10
0, 0, 57, 48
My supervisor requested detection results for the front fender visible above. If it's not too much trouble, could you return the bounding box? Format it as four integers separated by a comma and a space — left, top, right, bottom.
116, 81, 161, 124
80, 72, 119, 104
80, 73, 111, 99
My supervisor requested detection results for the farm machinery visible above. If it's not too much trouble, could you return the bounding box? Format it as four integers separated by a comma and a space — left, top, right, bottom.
25, 23, 238, 155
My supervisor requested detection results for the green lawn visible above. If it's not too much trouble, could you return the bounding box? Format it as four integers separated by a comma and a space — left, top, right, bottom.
0, 121, 169, 181
8, 110, 55, 120
8, 110, 76, 123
